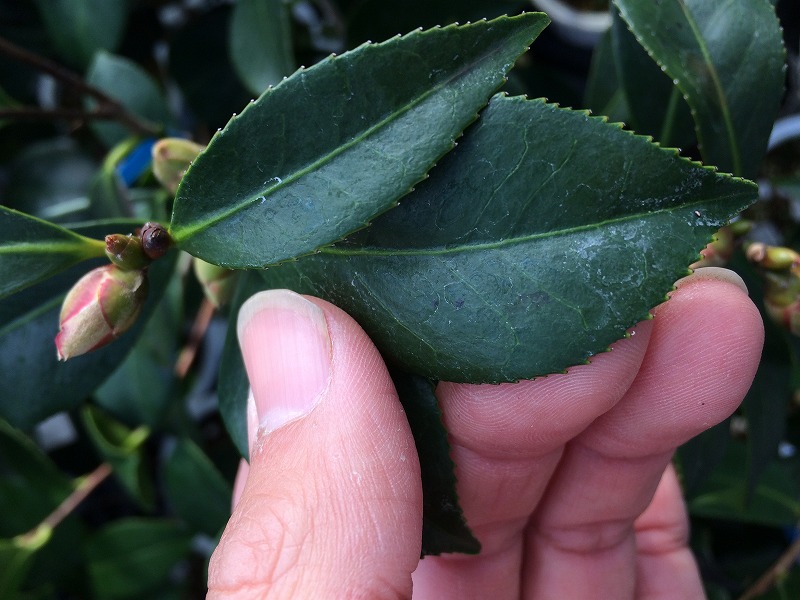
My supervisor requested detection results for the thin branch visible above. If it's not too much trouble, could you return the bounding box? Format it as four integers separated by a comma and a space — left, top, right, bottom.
0, 35, 160, 136
739, 536, 800, 600
18, 463, 112, 544
0, 106, 124, 122
175, 298, 216, 379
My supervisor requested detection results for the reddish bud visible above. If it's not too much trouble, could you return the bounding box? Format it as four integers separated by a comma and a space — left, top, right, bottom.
140, 222, 172, 260
55, 265, 148, 361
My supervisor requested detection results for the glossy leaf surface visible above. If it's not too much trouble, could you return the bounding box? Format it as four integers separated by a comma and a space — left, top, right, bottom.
0, 206, 105, 299
258, 95, 756, 382
170, 14, 550, 267
614, 0, 784, 177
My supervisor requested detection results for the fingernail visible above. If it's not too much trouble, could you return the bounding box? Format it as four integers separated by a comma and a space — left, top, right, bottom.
676, 266, 749, 295
237, 290, 331, 433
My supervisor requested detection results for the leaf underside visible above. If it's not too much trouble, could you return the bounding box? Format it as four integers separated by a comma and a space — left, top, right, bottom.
169, 13, 550, 267
391, 371, 481, 556
256, 95, 757, 383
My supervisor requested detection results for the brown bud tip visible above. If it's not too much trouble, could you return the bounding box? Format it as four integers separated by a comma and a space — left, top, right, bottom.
140, 222, 172, 260
105, 233, 151, 270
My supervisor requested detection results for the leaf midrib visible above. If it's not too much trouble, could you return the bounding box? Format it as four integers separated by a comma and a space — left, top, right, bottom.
675, 0, 741, 174
171, 22, 531, 241
322, 190, 752, 258
0, 241, 97, 256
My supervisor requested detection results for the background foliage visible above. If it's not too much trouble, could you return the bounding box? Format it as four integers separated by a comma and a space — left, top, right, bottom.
0, 0, 798, 597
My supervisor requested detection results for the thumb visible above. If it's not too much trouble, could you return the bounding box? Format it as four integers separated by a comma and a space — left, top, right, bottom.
208, 290, 422, 599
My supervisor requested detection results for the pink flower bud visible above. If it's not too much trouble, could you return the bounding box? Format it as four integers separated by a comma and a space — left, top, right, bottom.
55, 265, 149, 361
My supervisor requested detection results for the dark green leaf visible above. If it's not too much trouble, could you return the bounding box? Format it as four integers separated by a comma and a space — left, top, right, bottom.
218, 271, 265, 459
583, 29, 630, 124
94, 276, 182, 427
0, 206, 105, 299
391, 371, 480, 556
0, 222, 178, 429
229, 0, 294, 95
614, 0, 785, 177
743, 362, 789, 504
32, 0, 128, 69
0, 84, 20, 130
0, 420, 72, 537
0, 422, 85, 596
609, 8, 694, 149
258, 95, 757, 382
687, 439, 800, 527
0, 527, 51, 599
168, 5, 251, 129
85, 518, 192, 600
163, 438, 232, 537
86, 52, 170, 146
3, 138, 98, 223
170, 14, 550, 267
81, 405, 155, 511
677, 419, 730, 498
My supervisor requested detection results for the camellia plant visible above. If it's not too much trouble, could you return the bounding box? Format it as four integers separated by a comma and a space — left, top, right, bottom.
1, 0, 798, 597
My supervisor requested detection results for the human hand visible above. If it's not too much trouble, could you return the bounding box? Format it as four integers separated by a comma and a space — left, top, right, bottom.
207, 267, 763, 599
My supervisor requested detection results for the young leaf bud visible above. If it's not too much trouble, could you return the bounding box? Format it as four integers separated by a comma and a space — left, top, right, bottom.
151, 138, 205, 194
105, 233, 151, 270
55, 265, 149, 361
140, 222, 172, 260
746, 243, 800, 271
193, 258, 238, 308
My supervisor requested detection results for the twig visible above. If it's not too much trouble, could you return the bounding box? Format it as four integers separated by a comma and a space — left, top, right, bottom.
739, 535, 800, 600
0, 106, 123, 122
0, 35, 160, 136
18, 463, 112, 543
174, 298, 216, 379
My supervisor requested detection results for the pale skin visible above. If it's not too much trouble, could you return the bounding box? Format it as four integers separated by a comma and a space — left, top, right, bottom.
207, 267, 764, 599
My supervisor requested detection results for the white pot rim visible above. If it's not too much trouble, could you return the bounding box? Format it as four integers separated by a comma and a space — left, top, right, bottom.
530, 0, 612, 34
